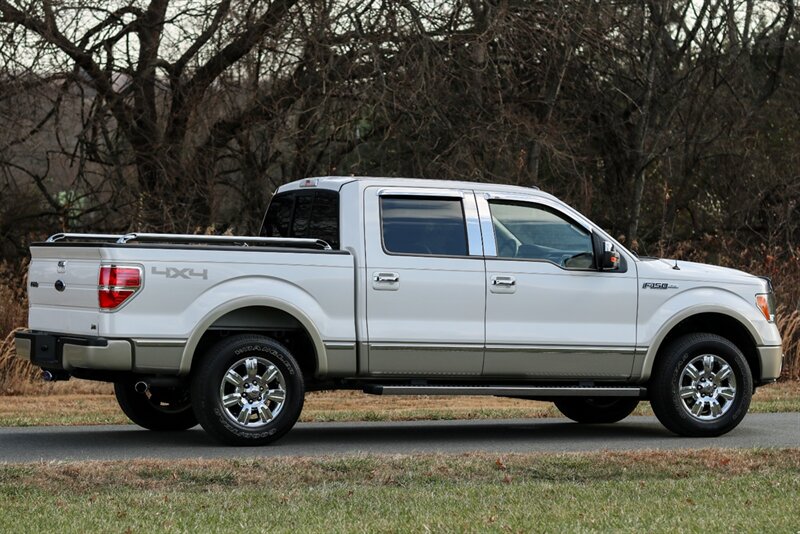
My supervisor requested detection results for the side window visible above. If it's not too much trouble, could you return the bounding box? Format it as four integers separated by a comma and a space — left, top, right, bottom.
381, 196, 468, 256
489, 201, 594, 269
260, 190, 340, 249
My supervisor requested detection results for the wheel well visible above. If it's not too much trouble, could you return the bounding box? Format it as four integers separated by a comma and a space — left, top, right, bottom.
656, 313, 760, 380
191, 306, 318, 380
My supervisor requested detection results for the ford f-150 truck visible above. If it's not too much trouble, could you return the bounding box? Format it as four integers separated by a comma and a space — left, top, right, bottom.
14, 177, 783, 445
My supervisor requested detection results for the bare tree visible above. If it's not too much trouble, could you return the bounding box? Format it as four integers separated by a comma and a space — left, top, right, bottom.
0, 0, 796, 263
0, 0, 305, 230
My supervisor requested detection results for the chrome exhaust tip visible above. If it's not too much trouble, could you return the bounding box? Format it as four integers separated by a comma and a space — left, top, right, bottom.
134, 381, 149, 394
41, 370, 70, 382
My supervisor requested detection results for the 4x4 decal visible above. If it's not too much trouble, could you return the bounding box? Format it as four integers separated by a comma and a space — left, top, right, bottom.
151, 266, 208, 280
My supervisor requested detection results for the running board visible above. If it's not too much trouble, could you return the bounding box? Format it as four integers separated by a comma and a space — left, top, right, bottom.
363, 385, 646, 398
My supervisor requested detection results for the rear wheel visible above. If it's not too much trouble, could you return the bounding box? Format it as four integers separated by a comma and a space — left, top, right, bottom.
650, 333, 752, 437
191, 334, 305, 446
554, 397, 639, 424
114, 382, 197, 431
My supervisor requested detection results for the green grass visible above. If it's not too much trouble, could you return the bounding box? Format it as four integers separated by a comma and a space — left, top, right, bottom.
0, 450, 798, 533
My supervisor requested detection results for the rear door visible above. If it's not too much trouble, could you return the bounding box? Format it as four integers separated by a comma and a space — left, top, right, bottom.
363, 186, 486, 376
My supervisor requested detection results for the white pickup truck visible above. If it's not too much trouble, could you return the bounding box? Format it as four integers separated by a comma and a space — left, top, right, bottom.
15, 176, 782, 445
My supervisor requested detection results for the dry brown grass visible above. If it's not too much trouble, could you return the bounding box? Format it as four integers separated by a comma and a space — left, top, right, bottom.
5, 449, 800, 493
778, 308, 800, 380
0, 393, 123, 426
305, 389, 552, 412
0, 261, 35, 393
0, 327, 30, 393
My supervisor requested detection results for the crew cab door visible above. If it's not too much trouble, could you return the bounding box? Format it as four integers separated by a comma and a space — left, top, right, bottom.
363, 187, 486, 376
479, 193, 638, 379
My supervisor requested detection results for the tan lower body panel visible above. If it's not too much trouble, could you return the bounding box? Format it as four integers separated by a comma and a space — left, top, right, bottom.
483, 345, 636, 379
132, 339, 186, 373
758, 345, 783, 381
368, 343, 484, 376
323, 342, 358, 376
62, 340, 132, 371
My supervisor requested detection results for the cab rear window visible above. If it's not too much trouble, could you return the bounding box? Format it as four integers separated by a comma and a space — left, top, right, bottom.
260, 190, 340, 249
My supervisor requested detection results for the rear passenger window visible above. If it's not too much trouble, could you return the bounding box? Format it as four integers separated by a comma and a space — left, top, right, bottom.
261, 190, 340, 249
380, 197, 468, 256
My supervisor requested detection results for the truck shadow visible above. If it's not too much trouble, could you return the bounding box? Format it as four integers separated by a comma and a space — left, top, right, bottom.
284, 418, 674, 448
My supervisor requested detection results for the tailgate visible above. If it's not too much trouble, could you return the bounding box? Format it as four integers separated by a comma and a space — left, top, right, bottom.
27, 245, 102, 335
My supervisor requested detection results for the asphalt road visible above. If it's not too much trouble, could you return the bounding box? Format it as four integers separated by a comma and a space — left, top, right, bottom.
1, 413, 798, 463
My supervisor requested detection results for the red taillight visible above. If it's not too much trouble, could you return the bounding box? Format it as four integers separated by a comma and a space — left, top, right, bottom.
99, 289, 135, 309
99, 266, 141, 288
98, 266, 141, 310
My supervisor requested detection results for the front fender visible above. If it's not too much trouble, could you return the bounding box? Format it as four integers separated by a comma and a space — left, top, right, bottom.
637, 287, 780, 381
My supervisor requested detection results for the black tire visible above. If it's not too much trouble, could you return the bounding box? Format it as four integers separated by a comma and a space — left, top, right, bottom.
650, 333, 752, 437
191, 334, 304, 446
554, 397, 639, 424
114, 381, 197, 431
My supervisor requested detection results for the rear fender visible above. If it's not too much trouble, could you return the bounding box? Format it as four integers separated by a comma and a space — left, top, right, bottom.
177, 277, 342, 375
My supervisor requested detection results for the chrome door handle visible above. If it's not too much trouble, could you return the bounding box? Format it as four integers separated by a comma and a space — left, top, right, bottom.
373, 272, 399, 283
491, 276, 516, 287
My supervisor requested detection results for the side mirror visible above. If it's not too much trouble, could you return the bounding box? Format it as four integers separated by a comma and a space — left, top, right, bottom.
600, 241, 621, 271
591, 231, 621, 271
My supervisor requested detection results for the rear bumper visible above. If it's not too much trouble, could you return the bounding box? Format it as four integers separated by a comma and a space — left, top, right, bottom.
757, 345, 783, 383
14, 330, 132, 372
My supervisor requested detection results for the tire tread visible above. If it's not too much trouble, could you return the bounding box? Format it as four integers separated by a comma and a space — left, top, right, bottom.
650, 332, 752, 437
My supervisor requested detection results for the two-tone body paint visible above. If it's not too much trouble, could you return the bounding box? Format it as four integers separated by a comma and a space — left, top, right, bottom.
24, 176, 782, 383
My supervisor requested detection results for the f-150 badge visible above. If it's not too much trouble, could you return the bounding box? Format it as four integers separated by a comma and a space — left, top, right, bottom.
642, 282, 678, 289
151, 266, 208, 280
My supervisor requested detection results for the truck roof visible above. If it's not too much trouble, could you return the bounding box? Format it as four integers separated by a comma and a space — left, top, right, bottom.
276, 176, 547, 197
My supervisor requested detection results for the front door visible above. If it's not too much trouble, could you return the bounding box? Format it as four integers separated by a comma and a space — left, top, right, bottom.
480, 194, 638, 379
364, 186, 486, 376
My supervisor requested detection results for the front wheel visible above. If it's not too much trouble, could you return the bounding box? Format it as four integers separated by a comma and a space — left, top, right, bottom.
650, 333, 752, 437
554, 397, 639, 424
114, 382, 197, 431
191, 335, 305, 446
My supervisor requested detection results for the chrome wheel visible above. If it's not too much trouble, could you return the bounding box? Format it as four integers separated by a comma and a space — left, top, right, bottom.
218, 356, 287, 429
678, 354, 737, 421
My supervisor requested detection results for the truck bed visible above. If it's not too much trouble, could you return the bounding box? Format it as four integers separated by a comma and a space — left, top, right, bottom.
27, 237, 356, 375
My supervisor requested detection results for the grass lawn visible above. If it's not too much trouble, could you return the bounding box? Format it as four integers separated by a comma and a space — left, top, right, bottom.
0, 380, 798, 427
0, 449, 798, 533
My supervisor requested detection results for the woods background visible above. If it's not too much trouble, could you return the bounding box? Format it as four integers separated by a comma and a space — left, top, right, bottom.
0, 0, 798, 384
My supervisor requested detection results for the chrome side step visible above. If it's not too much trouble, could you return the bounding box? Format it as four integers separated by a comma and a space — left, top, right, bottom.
363, 385, 646, 398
